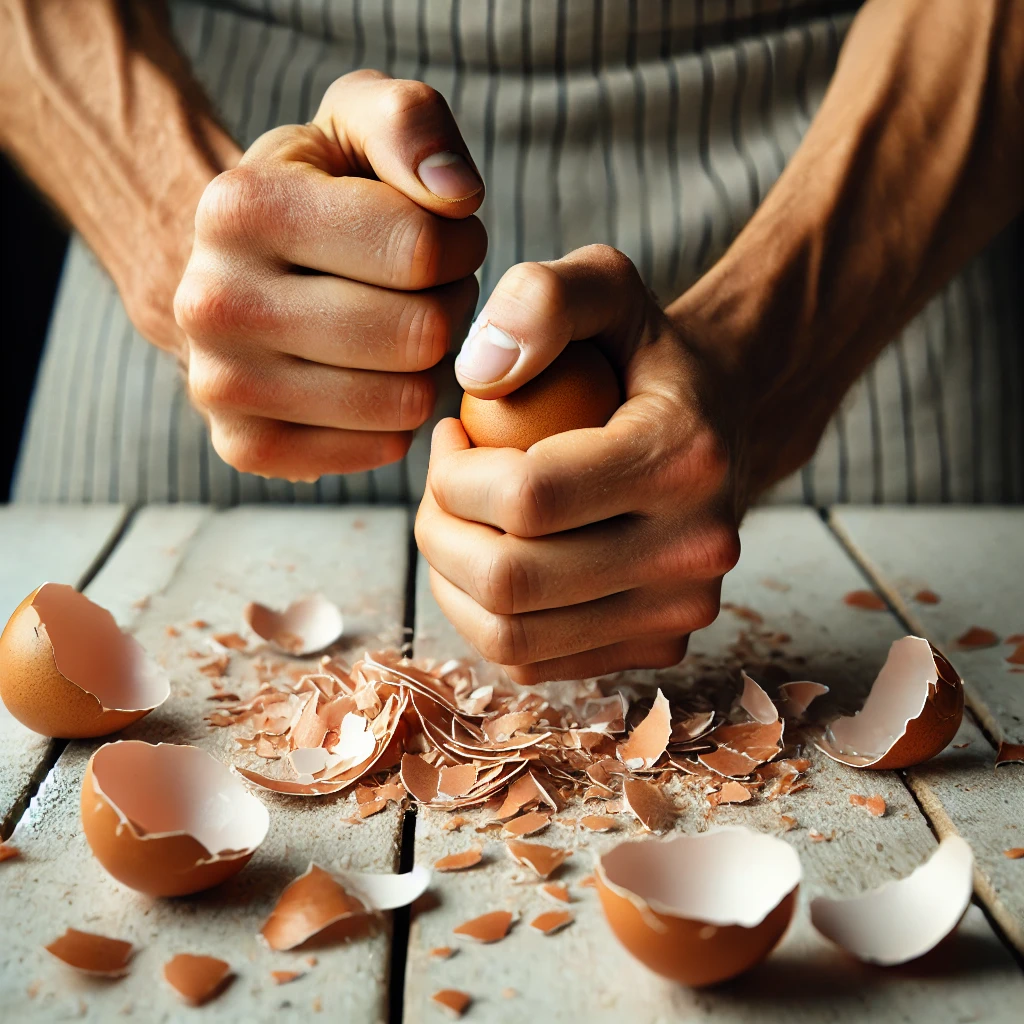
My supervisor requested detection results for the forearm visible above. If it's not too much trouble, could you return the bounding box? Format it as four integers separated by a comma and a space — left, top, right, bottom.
0, 0, 240, 356
669, 0, 1024, 498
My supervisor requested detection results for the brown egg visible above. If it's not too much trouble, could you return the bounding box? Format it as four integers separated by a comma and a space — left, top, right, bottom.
81, 741, 269, 897
595, 827, 801, 987
0, 583, 169, 738
460, 341, 620, 450
815, 636, 963, 770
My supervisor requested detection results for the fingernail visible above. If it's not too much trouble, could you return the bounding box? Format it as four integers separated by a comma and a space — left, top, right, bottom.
416, 151, 483, 201
455, 322, 520, 383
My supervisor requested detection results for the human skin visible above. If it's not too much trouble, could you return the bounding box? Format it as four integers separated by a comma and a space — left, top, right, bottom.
2, 1, 1022, 680
416, 0, 1024, 683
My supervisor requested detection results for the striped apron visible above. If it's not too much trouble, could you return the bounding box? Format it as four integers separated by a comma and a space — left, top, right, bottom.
13, 0, 1023, 506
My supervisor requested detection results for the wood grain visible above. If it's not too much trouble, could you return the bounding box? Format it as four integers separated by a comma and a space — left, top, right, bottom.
405, 508, 1023, 1023
830, 506, 1024, 955
0, 507, 410, 1022
0, 504, 128, 832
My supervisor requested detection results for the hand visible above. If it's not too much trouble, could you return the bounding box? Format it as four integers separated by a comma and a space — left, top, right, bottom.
174, 71, 487, 481
415, 245, 744, 684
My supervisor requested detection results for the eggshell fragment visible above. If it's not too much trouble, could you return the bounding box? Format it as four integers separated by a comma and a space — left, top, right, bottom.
0, 583, 169, 738
776, 681, 830, 720
995, 741, 1024, 767
44, 928, 133, 977
432, 989, 472, 1017
810, 836, 974, 965
622, 779, 675, 833
580, 815, 617, 832
0, 841, 20, 863
163, 954, 231, 1006
541, 882, 571, 903
460, 340, 620, 450
434, 847, 483, 872
954, 626, 999, 650
243, 595, 343, 655
81, 741, 270, 897
530, 910, 573, 935
502, 811, 551, 837
595, 827, 801, 987
616, 689, 671, 769
815, 637, 963, 770
453, 910, 515, 943
506, 839, 570, 879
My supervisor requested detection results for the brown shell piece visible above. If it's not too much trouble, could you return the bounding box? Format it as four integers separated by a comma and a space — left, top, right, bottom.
541, 882, 571, 903
622, 779, 676, 832
1003, 848, 1024, 859
0, 583, 170, 738
616, 689, 671, 769
914, 589, 941, 604
453, 910, 514, 943
44, 928, 133, 977
708, 781, 753, 807
530, 910, 574, 935
163, 954, 231, 1006
955, 626, 999, 649
429, 946, 456, 959
506, 839, 570, 879
400, 753, 440, 803
259, 865, 366, 951
1006, 643, 1024, 666
0, 841, 20, 863
580, 815, 618, 832
243, 595, 343, 656
815, 637, 963, 770
995, 741, 1024, 766
698, 721, 784, 779
849, 794, 886, 817
271, 970, 304, 985
502, 811, 551, 837
81, 741, 269, 897
843, 590, 887, 611
434, 847, 483, 872
432, 989, 473, 1017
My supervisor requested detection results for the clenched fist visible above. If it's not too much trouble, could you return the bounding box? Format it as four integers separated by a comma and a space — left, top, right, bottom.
175, 71, 486, 481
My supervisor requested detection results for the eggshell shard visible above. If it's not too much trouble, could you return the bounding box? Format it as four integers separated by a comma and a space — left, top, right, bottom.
432, 989, 473, 1017
460, 341, 620, 450
434, 847, 483, 872
259, 863, 432, 951
453, 910, 515, 943
616, 689, 671, 769
595, 827, 802, 987
530, 910, 574, 935
809, 836, 974, 965
505, 839, 571, 879
243, 595, 344, 655
0, 583, 169, 738
163, 954, 232, 1006
815, 636, 963, 770
44, 928, 133, 977
81, 741, 270, 897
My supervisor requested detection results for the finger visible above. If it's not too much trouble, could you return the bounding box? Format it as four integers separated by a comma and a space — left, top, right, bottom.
504, 635, 691, 686
454, 244, 646, 397
428, 567, 719, 667
416, 490, 734, 615
178, 264, 478, 371
194, 163, 487, 289
188, 347, 436, 432
208, 413, 411, 482
313, 71, 485, 218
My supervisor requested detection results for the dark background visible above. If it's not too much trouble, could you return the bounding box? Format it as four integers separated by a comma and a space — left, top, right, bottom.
1, 154, 68, 500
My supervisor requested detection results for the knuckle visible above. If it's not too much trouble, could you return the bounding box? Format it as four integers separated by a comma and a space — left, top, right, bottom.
174, 271, 276, 342
400, 297, 450, 370
209, 418, 282, 477
194, 167, 265, 245
497, 463, 560, 538
396, 373, 435, 431
690, 428, 732, 491
383, 79, 446, 126
499, 261, 568, 321
472, 545, 531, 616
476, 612, 530, 667
188, 352, 262, 414
390, 212, 442, 290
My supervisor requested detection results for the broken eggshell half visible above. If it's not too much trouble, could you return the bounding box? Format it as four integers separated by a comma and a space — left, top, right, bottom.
815, 636, 963, 770
0, 583, 169, 738
810, 835, 974, 965
595, 827, 802, 987
243, 595, 344, 656
81, 741, 270, 897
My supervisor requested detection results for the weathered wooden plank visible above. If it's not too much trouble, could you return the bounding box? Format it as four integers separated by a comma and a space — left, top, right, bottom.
0, 504, 129, 831
406, 509, 1023, 1023
828, 507, 1024, 741
1, 507, 410, 1023
829, 506, 1024, 954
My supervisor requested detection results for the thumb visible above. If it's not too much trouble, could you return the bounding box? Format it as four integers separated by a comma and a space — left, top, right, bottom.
455, 245, 646, 399
312, 70, 484, 220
